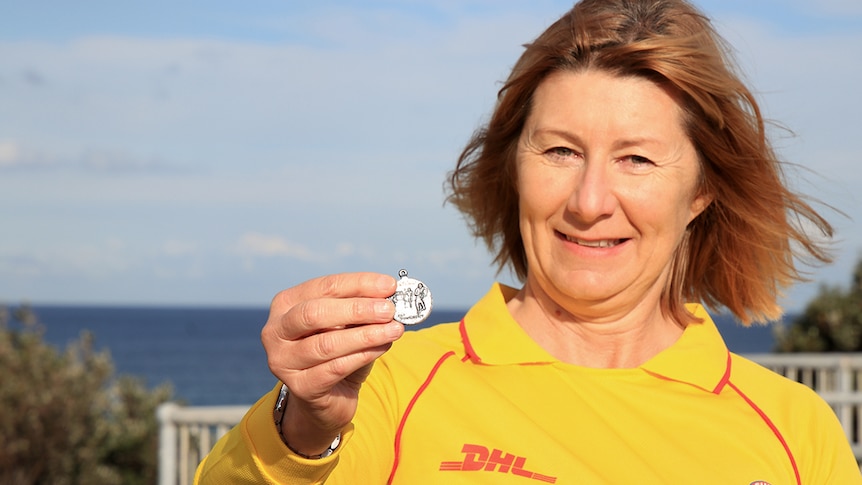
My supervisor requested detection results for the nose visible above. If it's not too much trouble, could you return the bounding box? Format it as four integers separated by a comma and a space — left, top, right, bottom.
566, 160, 617, 223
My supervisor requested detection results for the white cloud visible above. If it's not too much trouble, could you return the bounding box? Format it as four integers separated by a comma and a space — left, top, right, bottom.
236, 233, 327, 263
335, 243, 356, 257
0, 139, 187, 173
162, 240, 198, 257
0, 140, 19, 166
0, 240, 131, 281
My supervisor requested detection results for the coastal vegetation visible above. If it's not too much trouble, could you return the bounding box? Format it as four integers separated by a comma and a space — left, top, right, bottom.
775, 258, 862, 352
0, 305, 172, 485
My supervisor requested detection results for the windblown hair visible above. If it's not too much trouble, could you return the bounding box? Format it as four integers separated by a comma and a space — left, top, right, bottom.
446, 0, 833, 325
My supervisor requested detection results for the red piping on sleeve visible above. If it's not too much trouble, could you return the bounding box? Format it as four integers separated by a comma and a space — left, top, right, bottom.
728, 381, 801, 485
387, 350, 456, 485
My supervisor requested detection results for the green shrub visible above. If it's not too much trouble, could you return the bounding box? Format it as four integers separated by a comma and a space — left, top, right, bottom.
0, 304, 173, 485
775, 258, 862, 352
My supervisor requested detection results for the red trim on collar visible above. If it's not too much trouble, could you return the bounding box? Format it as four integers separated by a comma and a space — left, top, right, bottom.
459, 318, 482, 364
711, 351, 732, 394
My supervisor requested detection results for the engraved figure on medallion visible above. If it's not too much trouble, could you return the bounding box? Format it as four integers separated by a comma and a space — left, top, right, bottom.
388, 269, 433, 325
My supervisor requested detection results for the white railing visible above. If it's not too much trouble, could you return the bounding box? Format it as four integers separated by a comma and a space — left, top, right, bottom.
158, 353, 862, 485
157, 403, 249, 485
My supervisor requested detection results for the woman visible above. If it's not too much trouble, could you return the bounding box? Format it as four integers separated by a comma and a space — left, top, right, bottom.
196, 0, 860, 483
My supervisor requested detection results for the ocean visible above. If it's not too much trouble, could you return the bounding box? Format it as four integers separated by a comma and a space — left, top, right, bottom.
25, 305, 780, 406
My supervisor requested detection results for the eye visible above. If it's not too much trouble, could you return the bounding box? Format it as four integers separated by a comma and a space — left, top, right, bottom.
545, 146, 580, 162
622, 155, 654, 166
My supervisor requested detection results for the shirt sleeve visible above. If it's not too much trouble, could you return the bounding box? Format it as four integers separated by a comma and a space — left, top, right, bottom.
193, 331, 445, 484
797, 393, 862, 484
194, 365, 402, 485
194, 383, 350, 485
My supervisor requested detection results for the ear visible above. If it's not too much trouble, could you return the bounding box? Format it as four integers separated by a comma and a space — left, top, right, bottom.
688, 191, 713, 223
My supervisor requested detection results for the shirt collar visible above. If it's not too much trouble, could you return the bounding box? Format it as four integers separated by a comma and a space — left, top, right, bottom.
461, 283, 731, 393
639, 304, 731, 393
461, 283, 557, 365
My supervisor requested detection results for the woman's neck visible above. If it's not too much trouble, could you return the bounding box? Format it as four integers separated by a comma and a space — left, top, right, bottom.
506, 283, 685, 368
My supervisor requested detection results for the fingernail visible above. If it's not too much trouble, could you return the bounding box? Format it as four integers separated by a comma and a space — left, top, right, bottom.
376, 275, 395, 293
375, 300, 394, 316
384, 322, 404, 339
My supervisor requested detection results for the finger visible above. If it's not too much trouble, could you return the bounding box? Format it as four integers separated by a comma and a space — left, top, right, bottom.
283, 341, 396, 400
272, 273, 397, 313
273, 297, 396, 342
272, 320, 404, 372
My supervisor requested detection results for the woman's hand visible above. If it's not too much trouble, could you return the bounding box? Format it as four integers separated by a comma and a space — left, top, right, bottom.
260, 272, 404, 455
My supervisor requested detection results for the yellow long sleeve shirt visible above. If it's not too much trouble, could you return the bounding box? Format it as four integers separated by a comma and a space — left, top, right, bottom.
196, 283, 861, 484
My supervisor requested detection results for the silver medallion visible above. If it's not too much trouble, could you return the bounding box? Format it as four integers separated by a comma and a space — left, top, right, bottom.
387, 269, 433, 325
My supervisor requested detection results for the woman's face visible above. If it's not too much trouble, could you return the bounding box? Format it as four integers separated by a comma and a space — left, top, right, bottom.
516, 69, 710, 315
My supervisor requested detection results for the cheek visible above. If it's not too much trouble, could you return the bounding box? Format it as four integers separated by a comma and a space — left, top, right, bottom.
516, 167, 549, 218
619, 184, 693, 235
519, 165, 574, 212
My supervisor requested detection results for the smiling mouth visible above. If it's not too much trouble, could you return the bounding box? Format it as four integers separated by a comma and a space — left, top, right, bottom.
561, 233, 626, 248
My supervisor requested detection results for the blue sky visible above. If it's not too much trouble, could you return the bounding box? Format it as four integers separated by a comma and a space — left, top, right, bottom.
1, 1, 861, 315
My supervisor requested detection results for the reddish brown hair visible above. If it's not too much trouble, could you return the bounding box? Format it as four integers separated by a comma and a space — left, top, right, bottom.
446, 0, 832, 325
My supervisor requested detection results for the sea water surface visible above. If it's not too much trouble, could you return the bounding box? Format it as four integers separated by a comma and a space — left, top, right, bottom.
28, 305, 780, 406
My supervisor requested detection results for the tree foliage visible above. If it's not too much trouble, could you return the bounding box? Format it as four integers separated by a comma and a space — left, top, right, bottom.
0, 304, 173, 485
775, 258, 862, 352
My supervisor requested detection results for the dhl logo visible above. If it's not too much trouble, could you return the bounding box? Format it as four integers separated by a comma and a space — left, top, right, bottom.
439, 443, 557, 483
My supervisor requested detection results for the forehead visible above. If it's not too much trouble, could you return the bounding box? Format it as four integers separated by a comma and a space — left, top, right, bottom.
526, 69, 688, 137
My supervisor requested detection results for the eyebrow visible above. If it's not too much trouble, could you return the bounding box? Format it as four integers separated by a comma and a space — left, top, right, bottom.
530, 127, 666, 150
